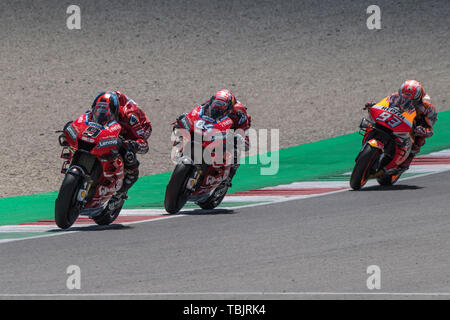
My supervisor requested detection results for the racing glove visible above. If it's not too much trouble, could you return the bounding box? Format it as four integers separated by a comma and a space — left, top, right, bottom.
414, 126, 431, 138
125, 140, 150, 154
127, 140, 139, 152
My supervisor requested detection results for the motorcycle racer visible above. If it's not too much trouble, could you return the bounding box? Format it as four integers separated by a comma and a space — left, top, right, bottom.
174, 89, 251, 183
63, 91, 152, 201
365, 80, 437, 169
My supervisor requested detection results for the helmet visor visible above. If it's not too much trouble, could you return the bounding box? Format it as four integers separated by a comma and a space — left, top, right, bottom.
92, 102, 113, 125
209, 100, 227, 119
399, 94, 414, 111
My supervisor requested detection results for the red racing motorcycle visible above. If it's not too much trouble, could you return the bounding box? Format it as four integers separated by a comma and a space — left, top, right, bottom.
164, 111, 242, 214
350, 97, 417, 190
55, 114, 126, 229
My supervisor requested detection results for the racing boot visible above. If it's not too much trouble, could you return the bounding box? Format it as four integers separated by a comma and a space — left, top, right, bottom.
108, 163, 139, 211
108, 174, 137, 210
225, 164, 240, 188
116, 169, 139, 200
399, 138, 423, 170
399, 154, 415, 171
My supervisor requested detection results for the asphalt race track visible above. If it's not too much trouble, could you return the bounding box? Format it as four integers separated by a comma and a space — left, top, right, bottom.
0, 0, 449, 300
1, 171, 449, 299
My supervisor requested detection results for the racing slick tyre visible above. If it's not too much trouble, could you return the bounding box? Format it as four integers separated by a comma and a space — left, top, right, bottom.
377, 173, 401, 186
164, 163, 192, 214
55, 173, 82, 229
198, 184, 229, 210
93, 199, 124, 226
350, 145, 380, 191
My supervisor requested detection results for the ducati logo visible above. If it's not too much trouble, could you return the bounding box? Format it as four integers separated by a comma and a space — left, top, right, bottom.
205, 175, 222, 186
98, 180, 123, 196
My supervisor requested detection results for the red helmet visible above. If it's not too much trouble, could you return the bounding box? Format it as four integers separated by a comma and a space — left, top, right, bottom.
91, 91, 119, 125
398, 80, 425, 110
206, 89, 236, 120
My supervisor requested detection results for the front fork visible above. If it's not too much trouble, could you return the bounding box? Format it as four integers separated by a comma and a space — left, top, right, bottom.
361, 129, 412, 174
77, 177, 93, 202
65, 166, 93, 204
358, 128, 385, 162
357, 129, 385, 177
361, 141, 385, 178
186, 165, 203, 191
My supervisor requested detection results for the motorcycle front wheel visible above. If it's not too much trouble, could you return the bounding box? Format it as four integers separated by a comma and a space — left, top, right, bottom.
350, 145, 381, 190
55, 173, 82, 229
164, 163, 192, 214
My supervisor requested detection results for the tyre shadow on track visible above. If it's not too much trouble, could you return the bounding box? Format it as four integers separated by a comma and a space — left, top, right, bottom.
47, 224, 133, 233
46, 209, 236, 232
178, 209, 236, 216
357, 185, 424, 192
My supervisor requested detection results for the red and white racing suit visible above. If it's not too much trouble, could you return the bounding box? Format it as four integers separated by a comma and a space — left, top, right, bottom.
227, 101, 252, 180
227, 101, 252, 151
114, 91, 152, 194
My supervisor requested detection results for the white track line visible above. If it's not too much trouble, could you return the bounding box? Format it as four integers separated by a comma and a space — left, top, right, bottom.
0, 215, 180, 244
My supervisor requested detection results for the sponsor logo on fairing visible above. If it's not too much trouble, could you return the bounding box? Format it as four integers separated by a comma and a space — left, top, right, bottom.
205, 175, 222, 186
97, 138, 118, 148
81, 136, 95, 143
98, 180, 123, 196
66, 124, 78, 140
180, 117, 191, 131
108, 123, 121, 132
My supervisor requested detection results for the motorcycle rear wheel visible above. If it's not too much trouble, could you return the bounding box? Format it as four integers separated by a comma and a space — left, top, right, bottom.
350, 145, 380, 190
164, 163, 192, 214
55, 173, 82, 229
377, 173, 401, 186
198, 183, 229, 210
93, 198, 124, 226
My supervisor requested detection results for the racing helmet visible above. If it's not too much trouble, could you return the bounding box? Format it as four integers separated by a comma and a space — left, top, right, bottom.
398, 80, 425, 111
206, 89, 236, 120
91, 91, 119, 125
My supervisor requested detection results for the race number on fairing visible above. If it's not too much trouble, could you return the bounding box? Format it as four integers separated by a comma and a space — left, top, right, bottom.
194, 120, 214, 132
83, 126, 102, 138
376, 112, 402, 128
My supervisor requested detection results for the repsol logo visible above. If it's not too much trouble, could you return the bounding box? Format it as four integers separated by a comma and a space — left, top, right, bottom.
381, 106, 406, 120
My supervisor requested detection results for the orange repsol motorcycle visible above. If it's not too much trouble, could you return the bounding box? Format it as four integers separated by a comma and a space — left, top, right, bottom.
350, 97, 417, 190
